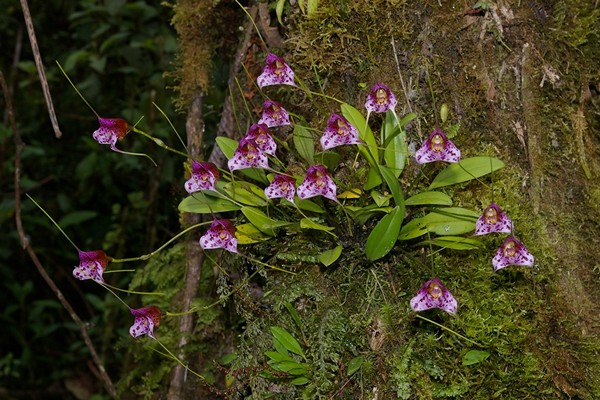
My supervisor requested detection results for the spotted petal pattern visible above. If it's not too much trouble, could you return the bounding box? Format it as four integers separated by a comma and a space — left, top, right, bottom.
415, 129, 461, 164
320, 114, 361, 150
73, 250, 109, 283
475, 202, 512, 235
492, 237, 534, 271
200, 219, 238, 253
244, 123, 277, 155
258, 100, 291, 127
185, 161, 219, 193
92, 117, 128, 150
297, 165, 337, 202
129, 306, 161, 339
364, 83, 398, 113
410, 277, 457, 315
265, 174, 296, 202
257, 53, 295, 87
228, 138, 269, 171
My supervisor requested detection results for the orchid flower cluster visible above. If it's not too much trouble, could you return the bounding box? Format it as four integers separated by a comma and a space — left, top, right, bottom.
56, 50, 536, 364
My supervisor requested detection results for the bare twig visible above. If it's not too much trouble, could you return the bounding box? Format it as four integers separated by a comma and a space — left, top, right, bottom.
2, 70, 115, 398
167, 91, 206, 400
19, 0, 62, 138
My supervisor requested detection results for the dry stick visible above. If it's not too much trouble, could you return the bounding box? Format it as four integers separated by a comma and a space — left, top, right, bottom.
208, 5, 258, 168
1, 70, 116, 399
19, 0, 61, 138
167, 91, 206, 400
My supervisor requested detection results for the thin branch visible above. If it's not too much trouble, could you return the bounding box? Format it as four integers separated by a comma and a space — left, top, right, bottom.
19, 0, 62, 138
2, 70, 115, 398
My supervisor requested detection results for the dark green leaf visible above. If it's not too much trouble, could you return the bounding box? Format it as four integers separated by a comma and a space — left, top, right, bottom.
347, 356, 363, 376
365, 206, 404, 260
319, 245, 343, 266
405, 191, 452, 206
462, 350, 490, 366
429, 157, 504, 189
293, 124, 314, 164
271, 327, 304, 357
178, 192, 241, 214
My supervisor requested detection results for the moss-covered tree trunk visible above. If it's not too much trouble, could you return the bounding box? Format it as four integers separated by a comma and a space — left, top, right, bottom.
164, 0, 600, 398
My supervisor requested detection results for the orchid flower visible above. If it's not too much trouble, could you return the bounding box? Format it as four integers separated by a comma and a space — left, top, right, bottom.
320, 114, 361, 150
265, 174, 296, 202
200, 219, 238, 253
415, 129, 461, 164
73, 250, 110, 283
228, 138, 269, 171
492, 237, 534, 272
297, 165, 337, 202
92, 117, 129, 150
410, 277, 457, 315
258, 100, 291, 127
185, 161, 219, 193
257, 53, 295, 87
243, 123, 277, 155
475, 202, 512, 235
129, 306, 161, 339
364, 83, 398, 114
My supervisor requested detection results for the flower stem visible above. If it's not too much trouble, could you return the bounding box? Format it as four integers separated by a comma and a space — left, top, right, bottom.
26, 194, 80, 252
132, 127, 190, 158
415, 314, 482, 347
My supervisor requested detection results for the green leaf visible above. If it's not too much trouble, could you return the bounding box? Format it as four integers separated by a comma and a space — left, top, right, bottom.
382, 111, 408, 177
273, 337, 288, 355
284, 302, 303, 331
462, 350, 490, 366
235, 223, 271, 244
364, 166, 383, 190
307, 0, 319, 15
398, 217, 428, 241
281, 198, 325, 213
222, 182, 267, 206
341, 103, 378, 166
215, 137, 238, 159
300, 218, 336, 236
398, 207, 478, 240
417, 236, 483, 250
291, 376, 310, 385
379, 165, 404, 209
315, 151, 341, 171
271, 327, 304, 358
347, 356, 363, 376
265, 351, 295, 363
241, 207, 291, 236
345, 205, 392, 225
365, 206, 404, 261
371, 191, 391, 207
405, 191, 452, 206
319, 245, 342, 266
429, 157, 504, 189
293, 123, 314, 164
178, 192, 241, 214
275, 0, 285, 25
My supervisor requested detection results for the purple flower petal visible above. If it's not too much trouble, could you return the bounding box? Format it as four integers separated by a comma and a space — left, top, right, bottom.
258, 100, 291, 127
185, 161, 219, 193
320, 114, 361, 150
244, 123, 277, 155
415, 129, 461, 164
297, 165, 337, 202
92, 117, 128, 150
492, 237, 534, 271
200, 219, 238, 253
364, 83, 398, 113
257, 53, 295, 88
129, 306, 161, 339
410, 277, 457, 314
265, 174, 296, 202
228, 138, 269, 171
475, 202, 512, 235
73, 250, 109, 283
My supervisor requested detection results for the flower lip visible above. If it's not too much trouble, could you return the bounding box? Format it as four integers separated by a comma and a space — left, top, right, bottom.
129, 305, 161, 339
93, 117, 129, 149
415, 128, 461, 164
320, 114, 361, 150
200, 219, 238, 253
492, 236, 534, 271
185, 161, 219, 193
244, 123, 277, 155
265, 174, 296, 202
257, 53, 295, 88
228, 138, 269, 171
258, 100, 291, 127
410, 277, 457, 314
297, 165, 338, 202
364, 83, 397, 113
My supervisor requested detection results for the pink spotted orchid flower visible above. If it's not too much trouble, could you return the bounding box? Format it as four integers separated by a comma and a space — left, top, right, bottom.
73, 250, 110, 283
93, 117, 129, 150
415, 129, 461, 164
492, 237, 534, 272
410, 277, 457, 315
475, 202, 512, 235
364, 83, 398, 114
228, 138, 269, 171
320, 114, 361, 150
258, 100, 291, 127
297, 165, 337, 202
257, 53, 295, 88
265, 174, 296, 202
185, 161, 219, 193
129, 306, 161, 339
200, 219, 238, 253
243, 123, 277, 156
